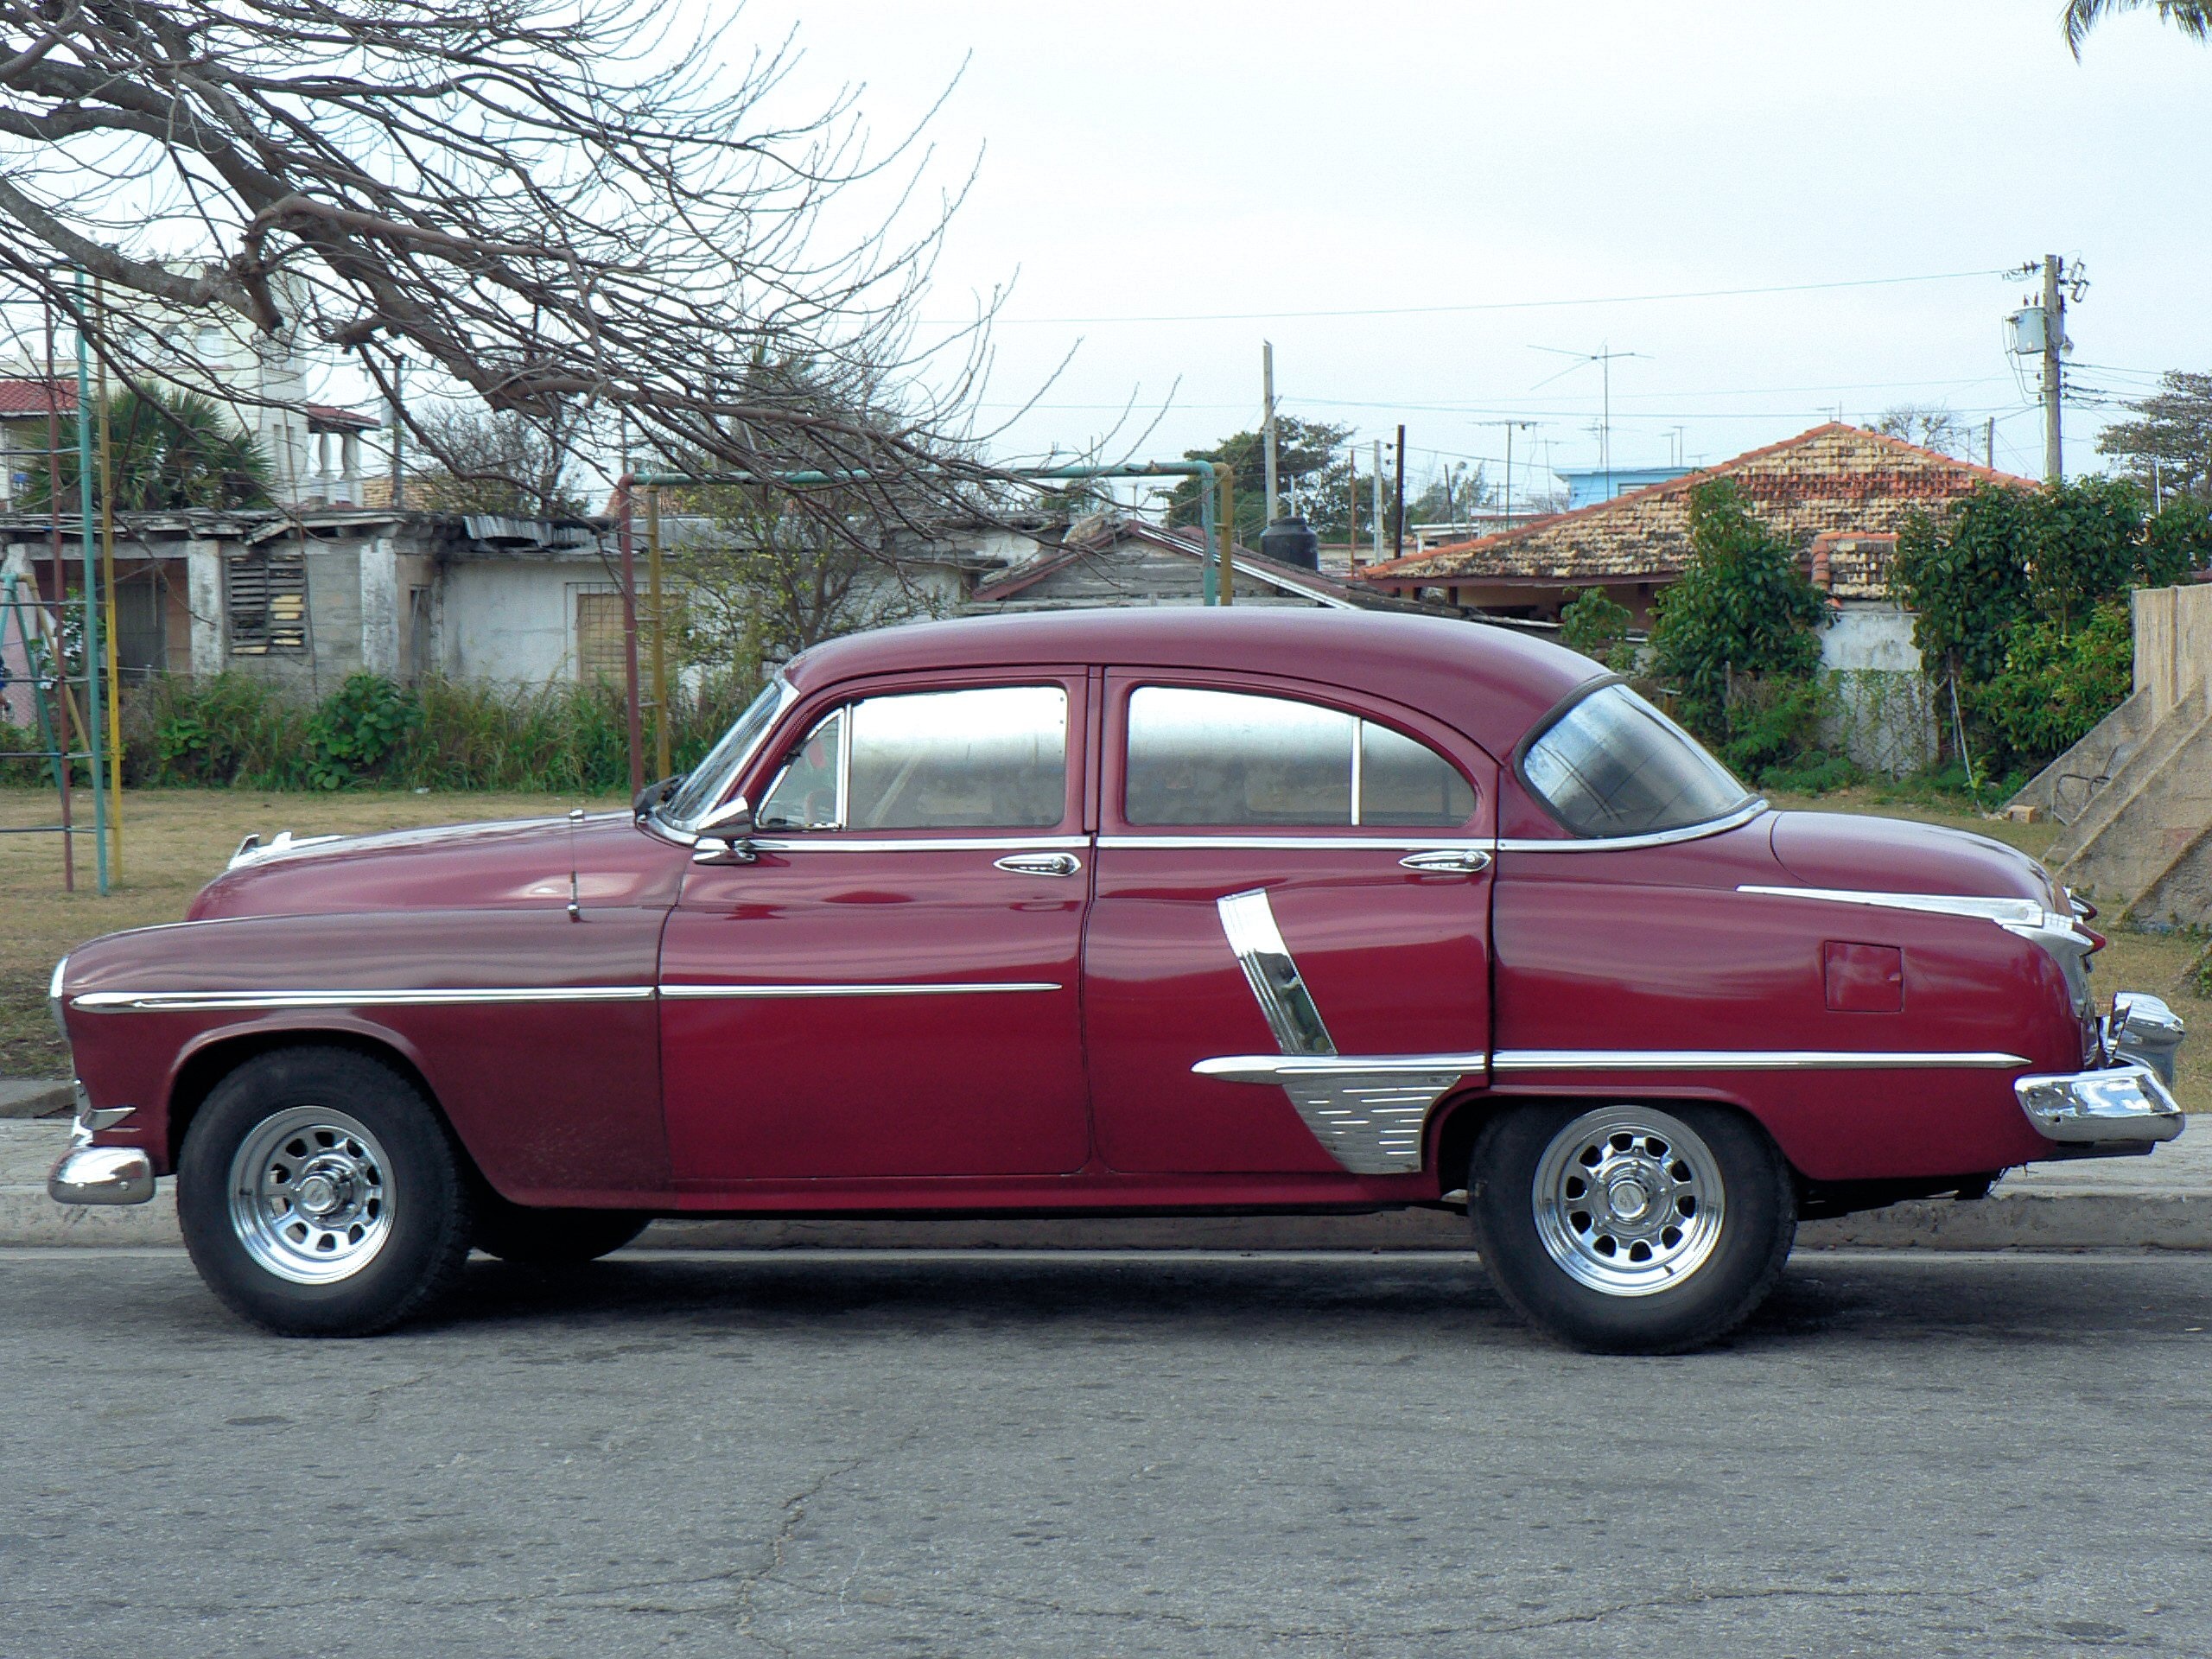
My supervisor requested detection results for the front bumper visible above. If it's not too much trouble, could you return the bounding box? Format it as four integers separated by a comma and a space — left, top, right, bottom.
47, 1085, 154, 1206
48, 1145, 156, 1205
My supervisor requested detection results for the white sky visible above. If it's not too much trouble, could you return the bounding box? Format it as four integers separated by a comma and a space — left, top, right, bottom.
737, 0, 2212, 503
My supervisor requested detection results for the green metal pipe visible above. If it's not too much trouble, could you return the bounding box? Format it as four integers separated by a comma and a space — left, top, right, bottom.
628, 460, 1233, 606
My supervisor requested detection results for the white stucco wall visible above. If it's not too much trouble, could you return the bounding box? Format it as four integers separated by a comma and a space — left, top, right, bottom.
1820, 602, 1923, 673
439, 559, 591, 683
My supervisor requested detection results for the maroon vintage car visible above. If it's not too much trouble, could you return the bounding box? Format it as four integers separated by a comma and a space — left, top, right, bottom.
48, 609, 2186, 1351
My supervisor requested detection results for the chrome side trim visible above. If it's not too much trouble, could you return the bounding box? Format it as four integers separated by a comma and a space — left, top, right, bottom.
72, 987, 655, 1014
1206, 893, 1470, 1175
1217, 890, 1336, 1058
1195, 1053, 1491, 1082
747, 834, 1091, 855
662, 982, 1061, 999
1104, 835, 1492, 853
1736, 884, 2048, 925
1738, 885, 2099, 1020
1496, 798, 1769, 854
227, 830, 343, 870
1493, 1048, 2030, 1071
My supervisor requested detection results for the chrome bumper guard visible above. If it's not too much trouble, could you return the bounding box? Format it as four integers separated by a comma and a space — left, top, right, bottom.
2015, 991, 2188, 1148
47, 1088, 154, 1206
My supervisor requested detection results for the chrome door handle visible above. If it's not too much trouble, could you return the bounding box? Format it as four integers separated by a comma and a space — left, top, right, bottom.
995, 852, 1083, 877
1399, 849, 1492, 874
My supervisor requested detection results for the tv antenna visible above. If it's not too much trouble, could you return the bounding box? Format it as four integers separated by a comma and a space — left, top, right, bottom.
1531, 343, 1645, 500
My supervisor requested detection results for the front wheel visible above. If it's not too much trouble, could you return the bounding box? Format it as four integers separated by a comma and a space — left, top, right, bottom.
1469, 1101, 1796, 1354
178, 1047, 476, 1337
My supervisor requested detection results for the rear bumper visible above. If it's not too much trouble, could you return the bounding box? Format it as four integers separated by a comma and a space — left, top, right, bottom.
2016, 1065, 2183, 1147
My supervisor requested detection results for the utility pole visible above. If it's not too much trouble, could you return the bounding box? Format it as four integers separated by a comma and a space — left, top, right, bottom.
1985, 417, 1995, 471
1262, 341, 1280, 526
1392, 424, 1407, 560
1477, 420, 1538, 531
2041, 252, 2064, 484
1371, 439, 1383, 563
389, 355, 406, 508
1346, 445, 1357, 565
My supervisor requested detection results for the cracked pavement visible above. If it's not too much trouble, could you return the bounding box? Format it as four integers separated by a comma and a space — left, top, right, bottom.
5, 1247, 2212, 1656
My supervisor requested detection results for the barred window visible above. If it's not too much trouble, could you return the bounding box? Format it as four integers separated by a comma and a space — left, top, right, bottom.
226, 550, 307, 655
575, 589, 627, 683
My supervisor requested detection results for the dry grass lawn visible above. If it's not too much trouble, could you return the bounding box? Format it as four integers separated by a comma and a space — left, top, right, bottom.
1, 785, 622, 1079
5, 783, 2207, 1111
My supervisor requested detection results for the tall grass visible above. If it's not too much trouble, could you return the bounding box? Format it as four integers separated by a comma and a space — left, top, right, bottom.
105, 670, 761, 792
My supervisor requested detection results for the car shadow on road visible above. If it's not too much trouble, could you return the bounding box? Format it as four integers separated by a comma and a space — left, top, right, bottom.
417, 1248, 2212, 1354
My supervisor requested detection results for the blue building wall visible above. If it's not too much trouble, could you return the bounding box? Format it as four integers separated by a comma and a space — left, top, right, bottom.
1554, 464, 1694, 511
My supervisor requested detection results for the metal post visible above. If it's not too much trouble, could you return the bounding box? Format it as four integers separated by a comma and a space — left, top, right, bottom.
96, 278, 121, 879
74, 270, 107, 895
1371, 440, 1383, 563
1392, 425, 1407, 560
615, 475, 645, 796
1262, 342, 1279, 529
1200, 462, 1217, 605
1217, 466, 1235, 605
2043, 252, 2064, 485
1503, 423, 1514, 531
42, 301, 71, 893
1347, 445, 1357, 568
646, 486, 671, 779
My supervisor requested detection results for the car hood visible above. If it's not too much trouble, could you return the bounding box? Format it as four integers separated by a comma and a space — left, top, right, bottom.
1767, 810, 2059, 908
188, 812, 690, 920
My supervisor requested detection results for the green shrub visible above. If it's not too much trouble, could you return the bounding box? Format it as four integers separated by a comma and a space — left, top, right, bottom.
1979, 600, 2134, 762
1757, 749, 1861, 796
110, 667, 766, 794
1558, 587, 1632, 663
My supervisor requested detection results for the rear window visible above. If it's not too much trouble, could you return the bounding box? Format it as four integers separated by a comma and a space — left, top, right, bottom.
1520, 683, 1750, 839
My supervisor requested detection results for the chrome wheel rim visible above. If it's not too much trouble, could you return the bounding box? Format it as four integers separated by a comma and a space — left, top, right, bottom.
1531, 1106, 1725, 1297
227, 1107, 394, 1285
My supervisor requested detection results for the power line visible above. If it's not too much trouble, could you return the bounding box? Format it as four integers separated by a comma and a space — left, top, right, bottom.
948, 267, 2008, 327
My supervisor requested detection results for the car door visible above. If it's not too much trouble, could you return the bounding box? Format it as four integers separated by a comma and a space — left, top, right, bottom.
660, 672, 1094, 1181
1084, 672, 1497, 1177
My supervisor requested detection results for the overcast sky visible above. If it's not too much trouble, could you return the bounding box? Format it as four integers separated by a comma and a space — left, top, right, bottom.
736, 0, 2211, 505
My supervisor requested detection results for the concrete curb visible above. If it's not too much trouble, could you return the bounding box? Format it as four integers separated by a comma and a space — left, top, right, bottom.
0, 1079, 71, 1120
7, 1118, 2209, 1253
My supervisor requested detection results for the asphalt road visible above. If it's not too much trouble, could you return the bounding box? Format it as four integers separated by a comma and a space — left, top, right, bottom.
4, 1249, 2211, 1658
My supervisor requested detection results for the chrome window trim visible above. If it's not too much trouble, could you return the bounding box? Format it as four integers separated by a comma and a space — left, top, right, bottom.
1102, 834, 1494, 853
1492, 1048, 2030, 1071
72, 987, 655, 1014
659, 676, 798, 834
1494, 797, 1770, 854
662, 981, 1061, 999
747, 834, 1092, 855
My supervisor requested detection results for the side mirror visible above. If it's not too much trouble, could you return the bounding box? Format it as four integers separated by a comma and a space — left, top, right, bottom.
691, 795, 758, 865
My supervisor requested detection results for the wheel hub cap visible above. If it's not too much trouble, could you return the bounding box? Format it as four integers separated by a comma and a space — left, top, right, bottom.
1530, 1106, 1726, 1297
226, 1107, 395, 1285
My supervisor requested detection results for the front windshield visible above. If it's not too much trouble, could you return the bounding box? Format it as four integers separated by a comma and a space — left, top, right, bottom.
660, 677, 792, 831
1520, 682, 1751, 839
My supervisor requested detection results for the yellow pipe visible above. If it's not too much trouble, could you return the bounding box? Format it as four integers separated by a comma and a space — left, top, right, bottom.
1216, 464, 1234, 605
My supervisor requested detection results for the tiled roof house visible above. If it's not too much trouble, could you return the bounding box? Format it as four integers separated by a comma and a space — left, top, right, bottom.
1355, 423, 2037, 625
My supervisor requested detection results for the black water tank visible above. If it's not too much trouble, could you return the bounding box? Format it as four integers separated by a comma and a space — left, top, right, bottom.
1260, 515, 1320, 569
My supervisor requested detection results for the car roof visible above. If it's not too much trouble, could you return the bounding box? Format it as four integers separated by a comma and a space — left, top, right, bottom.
782, 608, 1602, 756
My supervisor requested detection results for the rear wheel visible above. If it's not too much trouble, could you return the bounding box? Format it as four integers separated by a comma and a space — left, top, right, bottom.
178, 1047, 475, 1337
1469, 1101, 1795, 1354
474, 1198, 650, 1266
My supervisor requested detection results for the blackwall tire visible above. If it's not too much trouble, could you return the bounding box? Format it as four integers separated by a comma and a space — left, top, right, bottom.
176, 1047, 475, 1338
474, 1199, 650, 1266
1469, 1101, 1796, 1355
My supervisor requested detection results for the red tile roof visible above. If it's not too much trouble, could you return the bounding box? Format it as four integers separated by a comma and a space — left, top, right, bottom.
305, 403, 379, 429
0, 378, 78, 417
1357, 423, 2037, 600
